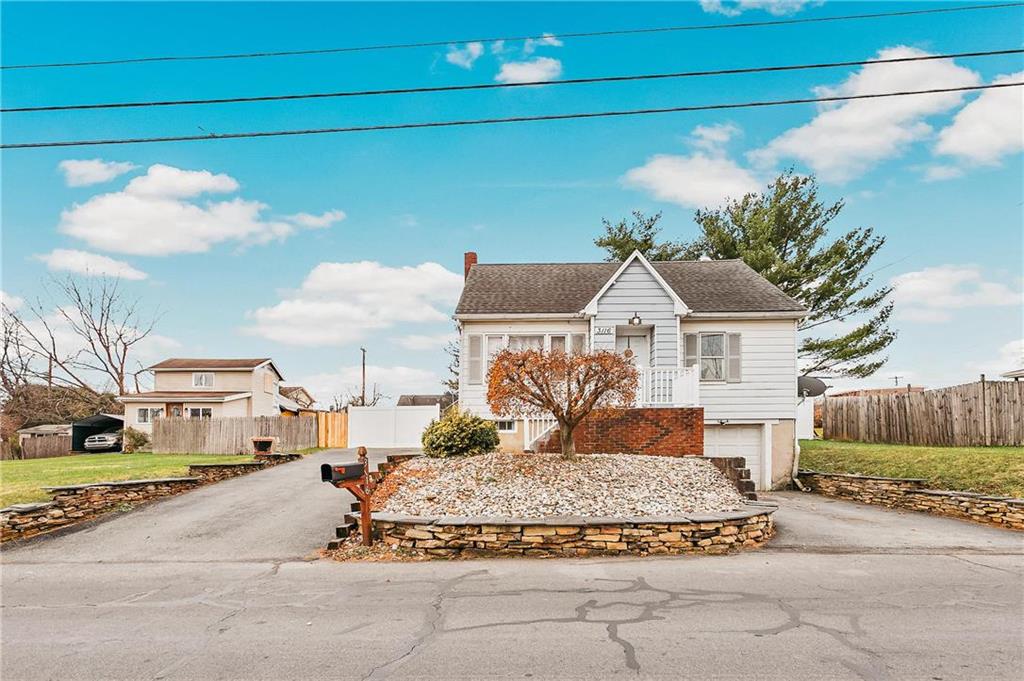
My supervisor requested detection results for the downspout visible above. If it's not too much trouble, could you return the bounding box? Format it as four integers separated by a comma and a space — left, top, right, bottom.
791, 392, 807, 491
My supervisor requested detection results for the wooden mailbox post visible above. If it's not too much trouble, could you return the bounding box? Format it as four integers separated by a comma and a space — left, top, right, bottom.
320, 446, 373, 546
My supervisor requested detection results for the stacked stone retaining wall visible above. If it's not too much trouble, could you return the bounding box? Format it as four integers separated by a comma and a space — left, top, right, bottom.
2, 455, 305, 543
799, 470, 1024, 531
372, 503, 776, 557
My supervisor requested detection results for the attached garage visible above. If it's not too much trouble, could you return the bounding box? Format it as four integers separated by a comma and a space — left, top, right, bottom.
703, 424, 767, 490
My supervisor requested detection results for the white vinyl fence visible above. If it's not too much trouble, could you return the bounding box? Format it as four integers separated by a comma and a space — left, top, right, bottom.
347, 405, 440, 448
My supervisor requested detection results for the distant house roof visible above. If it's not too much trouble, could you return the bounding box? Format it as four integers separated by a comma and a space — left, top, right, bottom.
1002, 368, 1024, 379
118, 391, 251, 402
455, 259, 805, 316
280, 385, 315, 408
147, 358, 283, 380
397, 394, 456, 410
16, 423, 72, 436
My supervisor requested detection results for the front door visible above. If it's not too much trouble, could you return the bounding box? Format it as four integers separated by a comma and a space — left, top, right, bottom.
166, 403, 184, 418
615, 334, 649, 368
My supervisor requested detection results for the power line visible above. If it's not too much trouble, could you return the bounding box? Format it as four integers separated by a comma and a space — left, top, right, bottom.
4, 82, 1018, 150
3, 2, 1021, 71
5, 48, 1019, 114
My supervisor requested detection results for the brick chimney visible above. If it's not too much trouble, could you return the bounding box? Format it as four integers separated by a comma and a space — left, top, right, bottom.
464, 251, 478, 280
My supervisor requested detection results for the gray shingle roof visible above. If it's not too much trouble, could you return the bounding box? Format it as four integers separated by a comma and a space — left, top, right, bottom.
455, 259, 805, 315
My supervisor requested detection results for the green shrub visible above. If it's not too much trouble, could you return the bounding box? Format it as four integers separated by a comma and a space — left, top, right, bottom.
421, 408, 499, 458
121, 427, 150, 454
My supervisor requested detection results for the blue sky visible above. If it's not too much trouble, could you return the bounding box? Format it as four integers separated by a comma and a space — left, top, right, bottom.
2, 1, 1022, 402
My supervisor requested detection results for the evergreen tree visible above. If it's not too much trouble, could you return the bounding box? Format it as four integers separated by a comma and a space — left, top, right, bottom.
594, 172, 896, 378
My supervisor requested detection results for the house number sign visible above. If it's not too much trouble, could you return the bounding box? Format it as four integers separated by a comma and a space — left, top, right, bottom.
595, 326, 614, 336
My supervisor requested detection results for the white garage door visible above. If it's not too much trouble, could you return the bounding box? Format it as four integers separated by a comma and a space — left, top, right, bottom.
704, 425, 764, 490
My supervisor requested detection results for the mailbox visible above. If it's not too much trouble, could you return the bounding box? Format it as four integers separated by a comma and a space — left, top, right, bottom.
321, 462, 366, 484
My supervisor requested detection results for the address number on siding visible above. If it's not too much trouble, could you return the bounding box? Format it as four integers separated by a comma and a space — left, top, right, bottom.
595, 326, 614, 335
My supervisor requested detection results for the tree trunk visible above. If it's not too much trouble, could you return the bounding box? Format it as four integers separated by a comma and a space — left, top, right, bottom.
559, 423, 576, 460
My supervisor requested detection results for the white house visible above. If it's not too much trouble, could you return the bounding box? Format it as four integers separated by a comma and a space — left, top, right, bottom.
118, 358, 289, 433
454, 250, 807, 490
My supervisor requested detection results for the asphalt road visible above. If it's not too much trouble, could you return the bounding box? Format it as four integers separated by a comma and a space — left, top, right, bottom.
2, 451, 1022, 680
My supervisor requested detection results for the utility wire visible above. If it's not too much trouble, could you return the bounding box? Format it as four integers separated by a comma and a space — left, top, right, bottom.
3, 2, 1021, 70
5, 48, 1019, 114
4, 82, 1019, 150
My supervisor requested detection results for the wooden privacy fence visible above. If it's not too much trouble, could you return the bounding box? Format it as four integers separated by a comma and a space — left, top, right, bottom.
152, 416, 318, 454
821, 379, 1024, 447
317, 411, 348, 448
18, 435, 74, 460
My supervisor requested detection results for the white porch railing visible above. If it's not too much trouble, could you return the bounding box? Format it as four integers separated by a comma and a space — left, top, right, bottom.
637, 367, 700, 407
525, 416, 558, 451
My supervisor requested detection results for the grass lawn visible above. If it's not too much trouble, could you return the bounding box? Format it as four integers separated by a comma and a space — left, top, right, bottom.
799, 440, 1024, 498
0, 452, 252, 507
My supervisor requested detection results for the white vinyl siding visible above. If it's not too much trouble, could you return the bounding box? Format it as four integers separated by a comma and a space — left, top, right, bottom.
681, 319, 798, 421
591, 260, 678, 366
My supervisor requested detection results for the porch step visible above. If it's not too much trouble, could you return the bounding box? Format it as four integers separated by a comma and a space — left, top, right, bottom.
335, 522, 356, 539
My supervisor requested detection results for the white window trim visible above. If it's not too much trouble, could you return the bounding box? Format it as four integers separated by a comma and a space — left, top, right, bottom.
494, 419, 516, 433
192, 372, 215, 388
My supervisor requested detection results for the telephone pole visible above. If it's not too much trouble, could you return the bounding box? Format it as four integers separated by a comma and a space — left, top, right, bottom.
360, 347, 367, 406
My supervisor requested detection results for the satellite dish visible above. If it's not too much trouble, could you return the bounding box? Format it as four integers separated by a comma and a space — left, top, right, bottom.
797, 375, 828, 397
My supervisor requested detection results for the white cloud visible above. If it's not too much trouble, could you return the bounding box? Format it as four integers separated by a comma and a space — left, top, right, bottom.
891, 265, 1022, 323
34, 249, 148, 280
690, 123, 742, 151
749, 46, 981, 182
58, 164, 334, 256
445, 42, 484, 69
1, 290, 24, 311
623, 124, 759, 208
298, 365, 442, 406
58, 159, 137, 187
921, 164, 964, 182
244, 261, 463, 346
700, 0, 812, 16
396, 332, 458, 351
523, 33, 562, 55
966, 338, 1024, 377
287, 209, 346, 229
490, 40, 506, 55
495, 57, 562, 84
935, 71, 1024, 166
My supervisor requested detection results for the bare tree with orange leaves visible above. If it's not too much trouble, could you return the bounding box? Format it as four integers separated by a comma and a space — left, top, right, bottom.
487, 349, 639, 459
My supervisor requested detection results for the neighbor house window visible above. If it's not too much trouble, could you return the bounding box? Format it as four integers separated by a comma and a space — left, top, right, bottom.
263, 372, 274, 394
684, 332, 742, 383
188, 408, 212, 419
137, 408, 163, 424
494, 420, 516, 433
192, 372, 214, 388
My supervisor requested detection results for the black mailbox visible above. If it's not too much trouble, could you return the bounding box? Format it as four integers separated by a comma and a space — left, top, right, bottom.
321, 462, 366, 484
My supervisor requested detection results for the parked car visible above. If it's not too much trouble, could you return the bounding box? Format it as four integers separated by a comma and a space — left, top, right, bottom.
84, 429, 123, 452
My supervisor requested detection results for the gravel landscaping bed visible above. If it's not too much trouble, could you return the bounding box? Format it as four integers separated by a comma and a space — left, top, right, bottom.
373, 453, 746, 518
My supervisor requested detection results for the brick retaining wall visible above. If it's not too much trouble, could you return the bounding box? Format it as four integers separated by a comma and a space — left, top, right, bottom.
537, 407, 704, 456
372, 503, 776, 557
799, 470, 1024, 531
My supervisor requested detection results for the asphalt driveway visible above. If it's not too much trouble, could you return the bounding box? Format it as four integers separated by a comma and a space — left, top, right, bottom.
2, 464, 1021, 680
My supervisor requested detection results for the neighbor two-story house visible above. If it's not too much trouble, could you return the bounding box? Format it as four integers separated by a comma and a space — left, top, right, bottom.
118, 358, 289, 433
454, 250, 806, 490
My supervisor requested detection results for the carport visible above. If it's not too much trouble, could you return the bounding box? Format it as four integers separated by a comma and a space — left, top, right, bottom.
71, 414, 124, 452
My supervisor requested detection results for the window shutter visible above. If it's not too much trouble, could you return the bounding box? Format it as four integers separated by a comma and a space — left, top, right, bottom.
683, 333, 698, 367
727, 333, 742, 383
467, 335, 482, 385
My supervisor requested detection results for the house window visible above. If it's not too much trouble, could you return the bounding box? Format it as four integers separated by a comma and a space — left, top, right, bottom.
571, 334, 587, 354
508, 335, 543, 351
137, 408, 163, 424
192, 372, 214, 388
494, 420, 516, 433
485, 335, 504, 380
550, 335, 567, 353
467, 335, 483, 385
700, 333, 726, 381
263, 372, 274, 394
188, 408, 212, 419
684, 332, 742, 383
